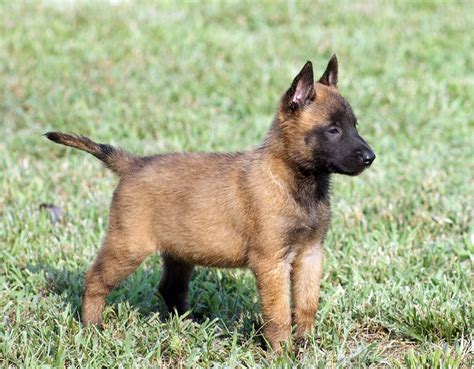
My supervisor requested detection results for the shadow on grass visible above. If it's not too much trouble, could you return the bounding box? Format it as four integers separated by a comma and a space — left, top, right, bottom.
28, 260, 262, 338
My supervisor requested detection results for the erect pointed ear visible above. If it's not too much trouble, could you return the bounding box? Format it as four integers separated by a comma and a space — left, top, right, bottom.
319, 54, 338, 87
284, 61, 315, 111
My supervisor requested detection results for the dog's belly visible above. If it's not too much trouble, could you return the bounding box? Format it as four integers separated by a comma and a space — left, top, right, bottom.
152, 202, 249, 268
160, 224, 248, 268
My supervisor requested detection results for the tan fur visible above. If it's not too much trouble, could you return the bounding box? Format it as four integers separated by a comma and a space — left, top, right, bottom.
47, 60, 357, 352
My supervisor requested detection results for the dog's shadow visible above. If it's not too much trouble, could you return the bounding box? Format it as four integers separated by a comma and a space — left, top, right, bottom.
29, 256, 262, 336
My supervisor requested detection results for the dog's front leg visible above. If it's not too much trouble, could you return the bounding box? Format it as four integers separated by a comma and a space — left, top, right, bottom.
252, 257, 292, 352
292, 243, 324, 338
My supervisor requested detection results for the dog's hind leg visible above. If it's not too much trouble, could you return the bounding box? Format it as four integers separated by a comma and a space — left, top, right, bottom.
82, 233, 152, 326
158, 253, 194, 315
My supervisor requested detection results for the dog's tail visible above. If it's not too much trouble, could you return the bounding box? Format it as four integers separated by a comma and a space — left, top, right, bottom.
45, 132, 145, 176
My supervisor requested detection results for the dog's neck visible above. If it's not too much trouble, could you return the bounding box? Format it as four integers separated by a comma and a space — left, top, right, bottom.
293, 168, 331, 209
262, 121, 331, 209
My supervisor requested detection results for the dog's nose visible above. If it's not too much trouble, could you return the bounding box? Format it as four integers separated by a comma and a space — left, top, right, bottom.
362, 150, 376, 166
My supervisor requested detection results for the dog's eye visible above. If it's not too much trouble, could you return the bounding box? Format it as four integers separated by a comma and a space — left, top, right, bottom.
328, 127, 340, 135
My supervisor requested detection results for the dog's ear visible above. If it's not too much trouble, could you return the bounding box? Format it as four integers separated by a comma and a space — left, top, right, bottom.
319, 54, 338, 87
284, 61, 315, 111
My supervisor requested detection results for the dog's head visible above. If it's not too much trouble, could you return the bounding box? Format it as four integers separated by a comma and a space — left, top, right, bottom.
277, 55, 375, 176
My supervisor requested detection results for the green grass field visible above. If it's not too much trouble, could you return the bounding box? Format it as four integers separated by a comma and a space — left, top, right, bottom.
1, 0, 472, 367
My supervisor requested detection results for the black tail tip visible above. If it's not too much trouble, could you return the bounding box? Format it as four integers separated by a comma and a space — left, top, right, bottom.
44, 131, 61, 142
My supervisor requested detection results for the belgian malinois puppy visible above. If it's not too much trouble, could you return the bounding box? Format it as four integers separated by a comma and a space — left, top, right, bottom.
46, 55, 375, 352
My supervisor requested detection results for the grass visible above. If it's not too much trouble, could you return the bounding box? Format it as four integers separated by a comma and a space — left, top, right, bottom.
0, 0, 472, 367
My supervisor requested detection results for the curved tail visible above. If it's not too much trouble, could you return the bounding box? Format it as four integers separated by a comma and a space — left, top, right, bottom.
45, 132, 146, 176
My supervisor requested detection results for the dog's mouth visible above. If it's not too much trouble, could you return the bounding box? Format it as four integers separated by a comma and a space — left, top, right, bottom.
328, 162, 367, 176
342, 168, 365, 176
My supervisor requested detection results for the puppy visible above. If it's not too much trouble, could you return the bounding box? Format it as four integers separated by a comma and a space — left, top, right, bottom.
46, 55, 375, 351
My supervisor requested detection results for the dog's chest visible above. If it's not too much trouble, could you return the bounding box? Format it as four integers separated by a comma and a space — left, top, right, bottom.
284, 202, 331, 247
282, 173, 331, 246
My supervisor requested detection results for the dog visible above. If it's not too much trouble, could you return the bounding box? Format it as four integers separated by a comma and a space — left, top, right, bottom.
46, 55, 375, 352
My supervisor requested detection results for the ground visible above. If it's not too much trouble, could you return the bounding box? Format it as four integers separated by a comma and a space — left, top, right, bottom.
0, 0, 472, 367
